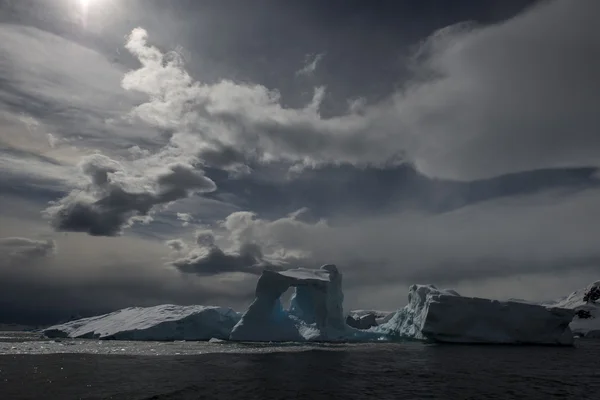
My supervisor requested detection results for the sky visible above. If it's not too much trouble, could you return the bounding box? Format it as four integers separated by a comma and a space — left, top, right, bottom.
1, 0, 600, 325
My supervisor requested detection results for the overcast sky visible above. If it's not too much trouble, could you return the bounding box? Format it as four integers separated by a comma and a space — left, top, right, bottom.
1, 0, 600, 325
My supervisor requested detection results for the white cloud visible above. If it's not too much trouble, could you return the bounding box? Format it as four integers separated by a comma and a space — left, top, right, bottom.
165, 238, 187, 252
118, 1, 600, 181
176, 212, 193, 226
167, 210, 313, 275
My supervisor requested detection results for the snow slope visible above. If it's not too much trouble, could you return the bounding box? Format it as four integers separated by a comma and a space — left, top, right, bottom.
373, 285, 575, 345
545, 281, 600, 338
44, 305, 240, 341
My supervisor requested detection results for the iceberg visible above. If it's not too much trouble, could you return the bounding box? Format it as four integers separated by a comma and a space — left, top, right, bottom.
546, 281, 600, 338
374, 285, 575, 345
42, 266, 577, 345
229, 264, 358, 341
43, 305, 240, 341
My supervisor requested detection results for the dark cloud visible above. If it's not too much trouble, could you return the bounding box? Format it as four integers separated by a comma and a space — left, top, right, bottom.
199, 144, 249, 169
3, 0, 600, 325
169, 228, 294, 276
44, 155, 217, 236
156, 163, 217, 193
171, 242, 276, 276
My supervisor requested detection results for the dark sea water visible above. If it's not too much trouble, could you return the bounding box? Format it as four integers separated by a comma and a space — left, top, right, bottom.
1, 332, 600, 399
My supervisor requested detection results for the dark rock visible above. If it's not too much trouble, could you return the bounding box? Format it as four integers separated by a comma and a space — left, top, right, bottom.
583, 286, 600, 303
358, 314, 378, 329
576, 309, 592, 319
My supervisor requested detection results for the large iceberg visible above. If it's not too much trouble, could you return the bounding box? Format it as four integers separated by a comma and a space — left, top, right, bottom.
229, 264, 360, 341
545, 281, 600, 338
42, 266, 577, 345
44, 305, 240, 341
374, 285, 575, 345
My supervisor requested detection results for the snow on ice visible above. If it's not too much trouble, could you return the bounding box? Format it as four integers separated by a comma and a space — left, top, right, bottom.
375, 285, 574, 345
43, 305, 240, 340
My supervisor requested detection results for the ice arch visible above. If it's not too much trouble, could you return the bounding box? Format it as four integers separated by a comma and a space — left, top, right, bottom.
229, 264, 347, 341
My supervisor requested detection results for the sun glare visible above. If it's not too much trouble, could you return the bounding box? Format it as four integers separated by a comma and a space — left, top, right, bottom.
78, 0, 95, 13
76, 0, 95, 26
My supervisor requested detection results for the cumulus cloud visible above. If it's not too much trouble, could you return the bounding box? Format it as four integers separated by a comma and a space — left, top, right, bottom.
296, 53, 325, 76
168, 211, 312, 275
161, 187, 600, 303
44, 154, 216, 236
176, 212, 193, 226
165, 238, 187, 252
0, 237, 56, 259
172, 242, 279, 276
118, 0, 600, 181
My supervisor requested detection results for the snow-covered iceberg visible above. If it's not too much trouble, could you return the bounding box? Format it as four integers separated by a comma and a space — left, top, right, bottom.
374, 285, 575, 345
229, 264, 364, 341
43, 305, 240, 341
545, 281, 600, 338
42, 265, 577, 345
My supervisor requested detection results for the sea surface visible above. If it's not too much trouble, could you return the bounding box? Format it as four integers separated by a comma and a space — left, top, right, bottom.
1, 331, 600, 399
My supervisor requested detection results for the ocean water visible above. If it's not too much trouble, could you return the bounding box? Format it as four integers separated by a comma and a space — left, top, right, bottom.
1, 332, 600, 399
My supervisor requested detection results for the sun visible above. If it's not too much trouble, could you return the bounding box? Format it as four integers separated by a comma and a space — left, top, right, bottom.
78, 0, 95, 11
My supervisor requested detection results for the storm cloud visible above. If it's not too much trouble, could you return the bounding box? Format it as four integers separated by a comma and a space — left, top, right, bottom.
168, 213, 309, 276
1, 0, 600, 325
44, 154, 216, 236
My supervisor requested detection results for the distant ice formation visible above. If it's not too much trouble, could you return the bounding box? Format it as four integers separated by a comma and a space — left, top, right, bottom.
43, 266, 578, 345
